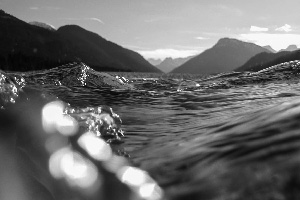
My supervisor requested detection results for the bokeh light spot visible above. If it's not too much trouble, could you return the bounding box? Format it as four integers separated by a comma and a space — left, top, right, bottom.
117, 166, 148, 187
49, 147, 100, 189
42, 101, 64, 133
49, 147, 68, 179
78, 132, 112, 161
57, 115, 78, 136
139, 183, 163, 200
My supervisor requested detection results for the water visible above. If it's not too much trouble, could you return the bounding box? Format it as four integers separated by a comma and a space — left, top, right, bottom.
2, 60, 300, 199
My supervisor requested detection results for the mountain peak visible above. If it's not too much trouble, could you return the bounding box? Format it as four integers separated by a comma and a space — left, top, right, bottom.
215, 38, 241, 46
58, 24, 85, 32
165, 57, 173, 61
0, 10, 161, 73
171, 38, 270, 74
263, 45, 277, 53
0, 9, 19, 21
157, 56, 194, 73
279, 45, 299, 52
147, 58, 162, 66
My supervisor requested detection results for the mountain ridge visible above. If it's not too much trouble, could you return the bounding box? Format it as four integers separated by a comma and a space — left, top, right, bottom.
236, 50, 300, 72
263, 45, 277, 53
0, 10, 161, 72
171, 38, 271, 74
29, 21, 56, 31
279, 45, 299, 52
147, 58, 162, 66
156, 56, 194, 73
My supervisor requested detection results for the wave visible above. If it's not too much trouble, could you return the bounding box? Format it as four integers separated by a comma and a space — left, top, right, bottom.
21, 62, 134, 89
0, 65, 163, 200
2, 60, 300, 200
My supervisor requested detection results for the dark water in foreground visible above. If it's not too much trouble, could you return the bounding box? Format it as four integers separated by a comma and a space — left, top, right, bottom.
2, 60, 300, 199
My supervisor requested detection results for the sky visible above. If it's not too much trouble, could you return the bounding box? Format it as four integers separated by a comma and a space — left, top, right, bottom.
1, 0, 300, 60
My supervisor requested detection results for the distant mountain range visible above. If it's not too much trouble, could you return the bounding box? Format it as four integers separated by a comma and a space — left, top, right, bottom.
263, 45, 277, 53
147, 58, 162, 66
0, 10, 160, 72
279, 45, 299, 52
171, 38, 271, 74
149, 56, 194, 73
2, 10, 300, 75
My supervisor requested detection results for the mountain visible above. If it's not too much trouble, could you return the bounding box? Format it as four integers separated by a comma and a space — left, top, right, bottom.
279, 45, 299, 52
263, 45, 277, 53
29, 21, 56, 31
156, 56, 194, 73
236, 50, 300, 72
235, 51, 290, 71
0, 10, 65, 71
0, 10, 160, 72
57, 25, 160, 72
147, 58, 162, 66
171, 38, 271, 74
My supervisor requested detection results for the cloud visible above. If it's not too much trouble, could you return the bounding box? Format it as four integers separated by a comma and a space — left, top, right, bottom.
212, 4, 243, 17
89, 18, 104, 24
64, 17, 104, 24
250, 26, 269, 32
195, 36, 209, 40
239, 33, 300, 51
144, 16, 176, 23
29, 6, 61, 11
30, 7, 39, 10
137, 49, 201, 59
275, 24, 292, 32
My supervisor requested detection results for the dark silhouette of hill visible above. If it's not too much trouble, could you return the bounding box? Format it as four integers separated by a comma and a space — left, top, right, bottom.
57, 25, 160, 72
236, 50, 300, 72
156, 56, 193, 73
0, 10, 160, 72
171, 38, 271, 74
